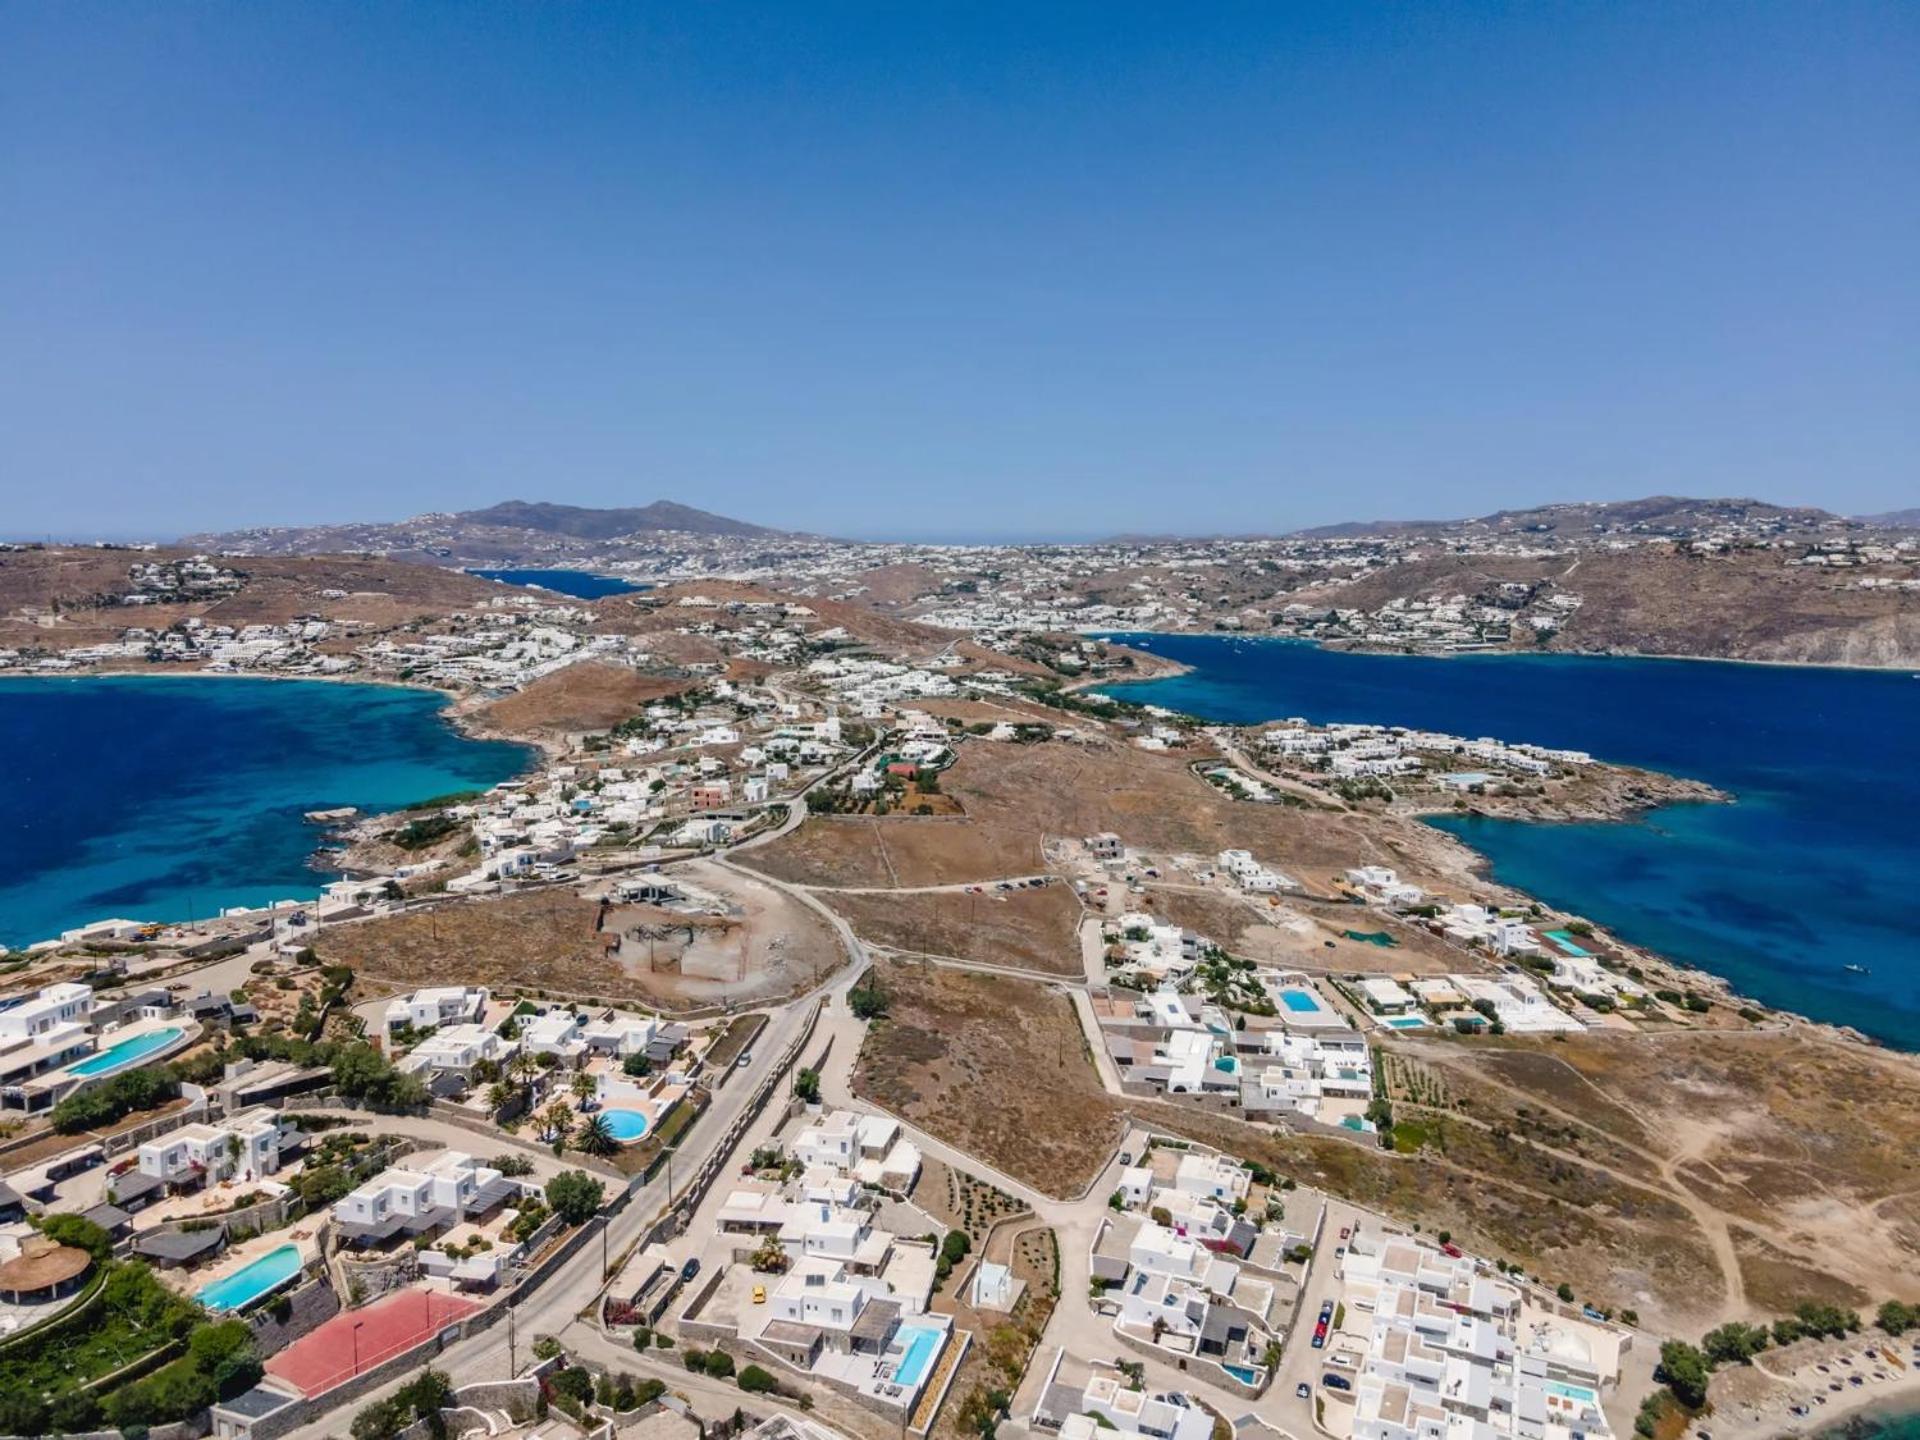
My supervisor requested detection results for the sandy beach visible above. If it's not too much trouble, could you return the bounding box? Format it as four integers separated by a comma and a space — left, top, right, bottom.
1695, 1333, 1920, 1440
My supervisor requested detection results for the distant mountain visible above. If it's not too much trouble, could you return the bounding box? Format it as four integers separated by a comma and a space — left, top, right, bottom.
1858, 507, 1920, 529
1291, 496, 1846, 540
184, 498, 794, 559
454, 499, 780, 539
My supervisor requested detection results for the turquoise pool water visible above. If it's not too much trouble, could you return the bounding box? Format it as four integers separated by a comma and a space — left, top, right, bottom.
603, 1109, 650, 1142
892, 1325, 944, 1387
1223, 1363, 1259, 1385
69, 1025, 184, 1076
1384, 1016, 1427, 1030
1340, 1115, 1376, 1133
196, 1244, 302, 1312
1280, 989, 1323, 1014
1544, 1380, 1599, 1405
1543, 929, 1592, 957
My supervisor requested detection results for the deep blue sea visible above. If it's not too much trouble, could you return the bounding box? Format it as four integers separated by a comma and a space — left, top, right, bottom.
1098, 635, 1920, 1050
0, 677, 531, 948
467, 568, 649, 599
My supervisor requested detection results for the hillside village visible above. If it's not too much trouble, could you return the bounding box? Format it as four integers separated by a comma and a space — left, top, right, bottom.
0, 518, 1915, 1440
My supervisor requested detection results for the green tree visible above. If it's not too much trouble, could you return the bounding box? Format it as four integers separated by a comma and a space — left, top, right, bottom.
546, 1170, 606, 1225
575, 1114, 618, 1157
37, 1212, 113, 1261
794, 1068, 821, 1104
1656, 1341, 1711, 1409
1701, 1322, 1769, 1367
1878, 1300, 1918, 1336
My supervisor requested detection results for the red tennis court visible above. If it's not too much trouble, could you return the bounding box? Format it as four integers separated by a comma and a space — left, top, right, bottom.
267, 1288, 483, 1396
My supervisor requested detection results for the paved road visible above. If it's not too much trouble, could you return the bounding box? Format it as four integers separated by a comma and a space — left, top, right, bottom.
276, 982, 826, 1438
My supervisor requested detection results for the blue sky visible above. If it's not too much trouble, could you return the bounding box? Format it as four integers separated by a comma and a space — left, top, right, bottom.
2, 3, 1914, 541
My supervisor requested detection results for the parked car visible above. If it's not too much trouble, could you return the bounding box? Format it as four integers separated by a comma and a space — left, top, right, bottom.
752, 1284, 767, 1304
680, 1258, 701, 1282
1323, 1374, 1352, 1393
1295, 1383, 1311, 1400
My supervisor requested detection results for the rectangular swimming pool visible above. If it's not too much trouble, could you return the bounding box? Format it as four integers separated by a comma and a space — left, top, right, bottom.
1280, 989, 1324, 1014
1543, 929, 1592, 957
1544, 1380, 1599, 1406
197, 1244, 302, 1313
892, 1325, 945, 1388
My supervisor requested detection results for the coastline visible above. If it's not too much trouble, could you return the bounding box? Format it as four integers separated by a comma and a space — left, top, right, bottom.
0, 663, 563, 757
1707, 1337, 1920, 1440
1086, 641, 1908, 1053
1093, 627, 1920, 674
0, 671, 540, 950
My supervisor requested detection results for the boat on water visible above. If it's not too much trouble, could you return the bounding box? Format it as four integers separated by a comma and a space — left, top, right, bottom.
1843, 963, 1871, 975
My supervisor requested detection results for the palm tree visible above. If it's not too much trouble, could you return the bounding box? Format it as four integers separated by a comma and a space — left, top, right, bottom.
485, 1081, 513, 1115
575, 1113, 617, 1157
542, 1100, 575, 1152
508, 1050, 540, 1103
569, 1071, 597, 1108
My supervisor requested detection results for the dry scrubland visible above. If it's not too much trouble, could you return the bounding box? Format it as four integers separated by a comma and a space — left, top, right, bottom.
474, 661, 693, 736
742, 738, 1386, 890
850, 958, 1920, 1333
852, 959, 1123, 1198
316, 866, 841, 1010
820, 885, 1086, 976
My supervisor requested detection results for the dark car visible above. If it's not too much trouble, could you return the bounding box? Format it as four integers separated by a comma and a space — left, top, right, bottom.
680, 1257, 701, 1282
1295, 1383, 1311, 1400
1323, 1374, 1352, 1393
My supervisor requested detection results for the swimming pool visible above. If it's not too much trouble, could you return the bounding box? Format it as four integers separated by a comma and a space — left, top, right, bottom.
1222, 1363, 1259, 1385
891, 1325, 945, 1387
1384, 1016, 1427, 1030
1544, 929, 1592, 958
1544, 1380, 1599, 1406
602, 1109, 650, 1143
1279, 988, 1324, 1014
68, 1026, 185, 1077
197, 1244, 302, 1312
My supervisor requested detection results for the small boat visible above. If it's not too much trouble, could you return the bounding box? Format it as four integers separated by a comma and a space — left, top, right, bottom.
1842, 963, 1870, 975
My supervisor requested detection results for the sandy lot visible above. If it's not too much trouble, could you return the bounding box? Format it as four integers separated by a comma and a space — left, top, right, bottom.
821, 885, 1086, 976
319, 861, 842, 1012
853, 958, 1123, 1199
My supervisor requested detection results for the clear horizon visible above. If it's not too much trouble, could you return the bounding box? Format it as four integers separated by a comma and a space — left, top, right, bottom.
3, 3, 1914, 538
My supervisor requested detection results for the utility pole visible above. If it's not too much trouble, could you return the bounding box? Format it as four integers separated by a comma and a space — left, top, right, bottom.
507, 1289, 517, 1377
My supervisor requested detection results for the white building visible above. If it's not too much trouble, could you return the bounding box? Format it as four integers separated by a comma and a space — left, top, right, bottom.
332, 1152, 511, 1238
384, 986, 489, 1033
137, 1107, 283, 1187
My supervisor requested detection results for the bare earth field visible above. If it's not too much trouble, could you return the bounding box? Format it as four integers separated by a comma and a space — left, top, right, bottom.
821, 885, 1086, 976
474, 661, 693, 738
1387, 1031, 1920, 1322
743, 737, 1392, 890
317, 862, 841, 1011
853, 958, 1123, 1198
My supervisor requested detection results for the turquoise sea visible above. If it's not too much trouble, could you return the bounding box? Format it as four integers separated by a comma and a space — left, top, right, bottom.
0, 676, 531, 948
467, 568, 648, 599
1098, 635, 1920, 1050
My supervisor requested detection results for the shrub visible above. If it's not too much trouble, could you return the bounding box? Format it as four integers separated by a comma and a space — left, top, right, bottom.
546, 1170, 606, 1225
738, 1364, 779, 1394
